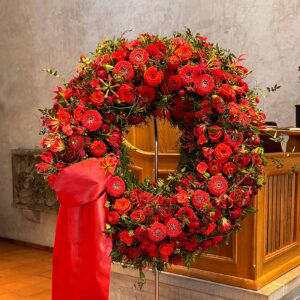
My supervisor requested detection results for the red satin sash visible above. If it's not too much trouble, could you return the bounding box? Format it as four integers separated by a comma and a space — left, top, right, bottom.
52, 158, 112, 300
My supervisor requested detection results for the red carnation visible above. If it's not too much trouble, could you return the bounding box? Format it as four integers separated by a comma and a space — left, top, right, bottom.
130, 209, 145, 223
148, 222, 167, 242
90, 140, 107, 157
166, 218, 182, 238
196, 162, 208, 174
113, 60, 134, 81
191, 190, 210, 210
208, 125, 223, 142
113, 198, 131, 215
175, 45, 192, 61
81, 110, 102, 132
208, 160, 222, 175
107, 211, 120, 224
208, 176, 228, 196
167, 75, 182, 92
194, 74, 215, 96
214, 143, 233, 162
134, 226, 148, 242
118, 84, 135, 103
178, 65, 196, 85
112, 49, 127, 62
129, 48, 149, 65
136, 85, 156, 102
90, 91, 105, 107
107, 176, 126, 197
144, 66, 163, 87
119, 230, 133, 245
167, 55, 180, 70
224, 131, 243, 148
222, 162, 237, 176
68, 134, 84, 151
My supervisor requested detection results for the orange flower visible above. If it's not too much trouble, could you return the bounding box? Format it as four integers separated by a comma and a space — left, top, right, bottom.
113, 198, 131, 215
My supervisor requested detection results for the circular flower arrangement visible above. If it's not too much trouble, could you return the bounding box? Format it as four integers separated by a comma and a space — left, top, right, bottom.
37, 30, 266, 272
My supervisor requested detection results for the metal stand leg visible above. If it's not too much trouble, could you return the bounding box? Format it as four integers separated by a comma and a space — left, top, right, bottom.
153, 116, 159, 300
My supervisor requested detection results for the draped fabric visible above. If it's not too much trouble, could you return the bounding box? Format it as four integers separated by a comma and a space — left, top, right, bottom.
52, 158, 112, 300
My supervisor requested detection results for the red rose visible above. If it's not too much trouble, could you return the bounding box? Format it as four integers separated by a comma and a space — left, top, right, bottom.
148, 222, 167, 242
191, 190, 210, 210
175, 45, 192, 61
68, 134, 84, 151
119, 230, 133, 245
81, 110, 102, 132
166, 218, 182, 237
112, 49, 127, 62
208, 160, 222, 175
113, 198, 131, 215
224, 131, 243, 148
90, 78, 99, 88
200, 239, 212, 251
134, 226, 148, 242
118, 84, 135, 103
73, 106, 86, 121
139, 191, 152, 204
113, 61, 134, 81
167, 75, 182, 92
159, 243, 174, 257
167, 55, 180, 70
222, 162, 237, 176
108, 131, 122, 148
107, 211, 120, 224
196, 162, 208, 174
230, 206, 243, 220
178, 65, 196, 85
208, 176, 228, 196
90, 91, 104, 107
90, 140, 107, 157
194, 74, 215, 96
107, 176, 126, 197
57, 106, 72, 126
208, 125, 223, 142
214, 143, 233, 162
144, 66, 163, 87
130, 209, 145, 223
129, 48, 149, 65
135, 85, 156, 102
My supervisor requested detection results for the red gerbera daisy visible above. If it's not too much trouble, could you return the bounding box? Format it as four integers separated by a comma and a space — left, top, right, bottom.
148, 222, 167, 242
89, 91, 105, 107
144, 66, 163, 87
118, 84, 135, 103
107, 176, 126, 197
178, 65, 196, 85
68, 134, 84, 151
208, 176, 228, 196
107, 211, 120, 225
129, 48, 149, 65
167, 75, 182, 92
191, 190, 210, 210
166, 218, 182, 238
136, 85, 156, 102
113, 60, 134, 81
130, 209, 146, 223
134, 226, 148, 242
90, 140, 107, 157
81, 110, 102, 132
194, 74, 215, 96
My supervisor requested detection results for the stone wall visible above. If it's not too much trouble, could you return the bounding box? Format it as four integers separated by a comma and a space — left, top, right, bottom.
0, 0, 300, 246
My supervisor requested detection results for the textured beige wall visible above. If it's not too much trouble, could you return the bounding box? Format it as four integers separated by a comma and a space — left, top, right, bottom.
0, 0, 300, 246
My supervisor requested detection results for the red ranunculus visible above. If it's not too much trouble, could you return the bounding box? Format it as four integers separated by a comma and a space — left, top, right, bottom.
112, 49, 127, 62
175, 45, 192, 61
90, 91, 105, 107
81, 110, 102, 132
107, 176, 126, 197
113, 198, 131, 215
68, 134, 84, 151
107, 211, 120, 224
136, 85, 156, 102
196, 162, 208, 174
143, 66, 163, 87
129, 48, 149, 65
208, 125, 223, 142
191, 190, 210, 210
222, 162, 237, 176
119, 230, 133, 245
118, 84, 135, 103
90, 140, 107, 157
194, 74, 215, 96
208, 160, 222, 175
214, 143, 233, 162
134, 226, 148, 242
208, 176, 228, 196
166, 218, 182, 237
130, 209, 145, 223
148, 222, 167, 242
113, 60, 134, 81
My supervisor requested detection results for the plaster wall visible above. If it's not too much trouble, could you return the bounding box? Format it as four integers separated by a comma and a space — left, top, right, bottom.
0, 0, 300, 246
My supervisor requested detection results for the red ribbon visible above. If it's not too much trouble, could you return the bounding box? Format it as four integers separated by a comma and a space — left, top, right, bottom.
52, 158, 112, 300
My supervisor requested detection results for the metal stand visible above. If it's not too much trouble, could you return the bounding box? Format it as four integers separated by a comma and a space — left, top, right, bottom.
153, 116, 159, 300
